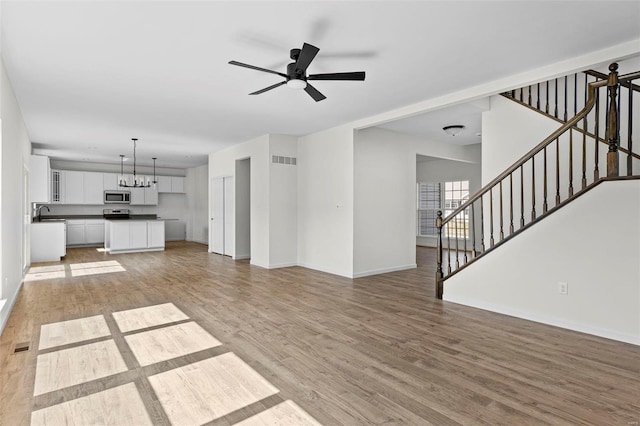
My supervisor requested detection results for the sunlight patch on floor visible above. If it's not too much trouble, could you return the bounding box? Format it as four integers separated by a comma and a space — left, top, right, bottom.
39, 315, 110, 350
70, 265, 126, 277
24, 270, 66, 282
31, 303, 322, 425
26, 261, 126, 281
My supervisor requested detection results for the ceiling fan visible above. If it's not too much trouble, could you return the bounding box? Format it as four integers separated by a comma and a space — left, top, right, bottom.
229, 42, 366, 102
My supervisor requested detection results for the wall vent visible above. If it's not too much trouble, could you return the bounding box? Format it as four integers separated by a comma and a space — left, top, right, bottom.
272, 155, 296, 166
12, 342, 30, 354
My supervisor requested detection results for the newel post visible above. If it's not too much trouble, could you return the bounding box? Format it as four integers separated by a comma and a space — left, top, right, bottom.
606, 63, 620, 177
436, 210, 444, 299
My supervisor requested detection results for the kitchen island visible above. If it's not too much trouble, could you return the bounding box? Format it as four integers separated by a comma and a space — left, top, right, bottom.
104, 219, 165, 254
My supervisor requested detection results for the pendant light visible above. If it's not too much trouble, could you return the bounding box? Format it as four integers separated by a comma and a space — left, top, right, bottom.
118, 138, 155, 188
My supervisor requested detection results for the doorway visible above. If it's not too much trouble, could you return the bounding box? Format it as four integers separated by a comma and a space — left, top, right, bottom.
23, 165, 30, 272
235, 158, 250, 260
211, 176, 234, 256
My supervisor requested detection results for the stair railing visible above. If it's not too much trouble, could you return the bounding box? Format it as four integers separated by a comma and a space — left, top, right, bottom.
435, 63, 639, 299
502, 69, 640, 175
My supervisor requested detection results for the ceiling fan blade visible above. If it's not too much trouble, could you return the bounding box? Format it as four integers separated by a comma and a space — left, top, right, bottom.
308, 71, 366, 81
304, 84, 326, 102
295, 43, 320, 74
249, 81, 286, 95
229, 61, 287, 78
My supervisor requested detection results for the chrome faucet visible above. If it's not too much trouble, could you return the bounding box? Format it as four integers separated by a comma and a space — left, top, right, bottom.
35, 205, 50, 221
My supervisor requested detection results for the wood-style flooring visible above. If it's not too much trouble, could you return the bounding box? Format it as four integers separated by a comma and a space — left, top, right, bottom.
1, 241, 638, 425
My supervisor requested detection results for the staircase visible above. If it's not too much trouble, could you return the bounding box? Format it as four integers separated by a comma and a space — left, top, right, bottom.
435, 62, 640, 299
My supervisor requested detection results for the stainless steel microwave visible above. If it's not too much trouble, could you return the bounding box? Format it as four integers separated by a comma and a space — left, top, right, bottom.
104, 190, 131, 204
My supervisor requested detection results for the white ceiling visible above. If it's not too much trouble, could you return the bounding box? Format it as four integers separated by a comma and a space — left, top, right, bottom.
377, 100, 489, 146
3, 1, 639, 169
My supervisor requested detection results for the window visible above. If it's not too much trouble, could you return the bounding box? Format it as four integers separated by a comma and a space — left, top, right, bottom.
417, 180, 470, 237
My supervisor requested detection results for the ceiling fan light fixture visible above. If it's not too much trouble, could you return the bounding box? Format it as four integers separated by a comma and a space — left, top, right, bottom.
443, 125, 465, 137
286, 78, 307, 90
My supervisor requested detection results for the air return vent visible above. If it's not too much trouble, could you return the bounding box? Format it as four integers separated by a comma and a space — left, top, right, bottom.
272, 155, 297, 166
12, 342, 30, 354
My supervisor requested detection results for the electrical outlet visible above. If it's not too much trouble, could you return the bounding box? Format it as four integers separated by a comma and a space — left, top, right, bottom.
558, 282, 568, 295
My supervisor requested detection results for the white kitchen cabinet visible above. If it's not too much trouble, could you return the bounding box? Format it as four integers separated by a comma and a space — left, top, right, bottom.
145, 185, 158, 205
51, 170, 65, 204
104, 220, 165, 253
66, 219, 105, 246
129, 187, 146, 205
129, 179, 157, 205
85, 220, 105, 244
31, 222, 66, 262
65, 171, 85, 204
157, 175, 185, 193
157, 176, 172, 193
83, 172, 104, 205
109, 221, 130, 250
147, 221, 165, 248
66, 220, 86, 246
30, 155, 51, 204
171, 176, 185, 193
130, 221, 148, 248
103, 173, 119, 191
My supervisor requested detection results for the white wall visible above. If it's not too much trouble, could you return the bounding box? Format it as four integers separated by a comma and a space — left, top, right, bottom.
186, 164, 208, 244
444, 179, 640, 345
297, 125, 354, 277
269, 135, 297, 267
416, 153, 482, 247
209, 135, 270, 267
0, 58, 31, 334
352, 127, 480, 277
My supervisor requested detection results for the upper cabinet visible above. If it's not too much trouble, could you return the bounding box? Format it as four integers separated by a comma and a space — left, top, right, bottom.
65, 171, 85, 204
83, 172, 104, 204
48, 169, 184, 205
51, 170, 65, 204
157, 175, 185, 193
30, 155, 51, 204
171, 176, 185, 193
103, 173, 119, 191
63, 171, 105, 205
128, 175, 158, 205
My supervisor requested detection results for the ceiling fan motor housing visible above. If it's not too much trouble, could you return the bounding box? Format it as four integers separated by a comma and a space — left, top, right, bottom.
287, 62, 306, 81
289, 48, 301, 61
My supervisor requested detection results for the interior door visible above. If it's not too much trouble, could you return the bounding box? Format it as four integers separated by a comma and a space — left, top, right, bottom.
211, 177, 224, 254
223, 177, 234, 256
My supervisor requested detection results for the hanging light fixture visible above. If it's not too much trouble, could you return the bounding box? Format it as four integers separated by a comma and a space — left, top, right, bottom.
152, 157, 158, 184
118, 138, 155, 188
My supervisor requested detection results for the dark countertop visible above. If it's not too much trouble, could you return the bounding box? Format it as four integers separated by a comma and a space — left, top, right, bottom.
35, 214, 174, 222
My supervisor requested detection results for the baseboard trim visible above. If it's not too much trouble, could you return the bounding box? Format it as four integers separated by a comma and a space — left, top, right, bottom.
352, 264, 417, 278
0, 280, 23, 336
267, 262, 297, 269
249, 260, 269, 269
233, 254, 250, 260
296, 262, 352, 278
443, 296, 640, 346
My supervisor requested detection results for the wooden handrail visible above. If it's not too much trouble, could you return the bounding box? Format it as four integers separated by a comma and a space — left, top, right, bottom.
502, 94, 640, 162
585, 69, 640, 91
440, 78, 608, 227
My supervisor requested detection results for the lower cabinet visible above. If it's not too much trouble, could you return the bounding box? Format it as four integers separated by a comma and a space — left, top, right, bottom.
85, 220, 106, 244
31, 222, 66, 262
105, 220, 165, 253
66, 221, 86, 246
147, 221, 165, 248
66, 219, 105, 246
